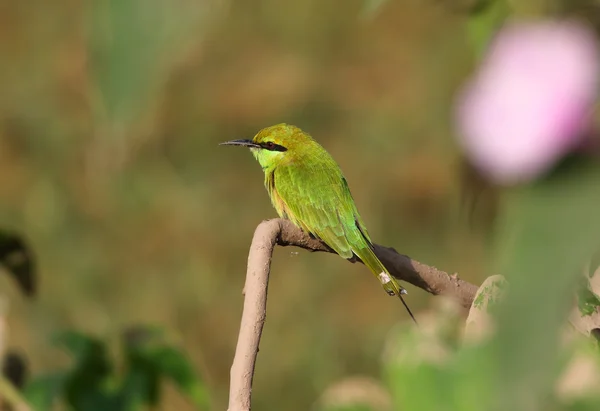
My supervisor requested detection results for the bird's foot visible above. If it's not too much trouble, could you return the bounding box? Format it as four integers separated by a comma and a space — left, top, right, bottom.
378, 272, 395, 296
378, 272, 407, 296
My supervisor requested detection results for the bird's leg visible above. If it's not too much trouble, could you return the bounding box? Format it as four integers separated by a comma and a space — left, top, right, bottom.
378, 273, 417, 324
377, 272, 407, 296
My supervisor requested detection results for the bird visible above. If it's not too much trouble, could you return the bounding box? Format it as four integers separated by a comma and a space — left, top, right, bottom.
221, 123, 416, 323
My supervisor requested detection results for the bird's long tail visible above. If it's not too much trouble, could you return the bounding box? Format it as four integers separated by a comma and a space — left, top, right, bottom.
356, 247, 418, 325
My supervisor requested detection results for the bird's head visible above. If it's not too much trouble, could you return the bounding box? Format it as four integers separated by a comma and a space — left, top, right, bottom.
220, 123, 312, 171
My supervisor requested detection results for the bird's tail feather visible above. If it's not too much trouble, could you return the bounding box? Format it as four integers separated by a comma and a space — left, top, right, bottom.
357, 247, 418, 325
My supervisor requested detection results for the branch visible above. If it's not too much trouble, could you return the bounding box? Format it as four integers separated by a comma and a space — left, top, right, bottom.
275, 218, 478, 308
227, 220, 279, 411
228, 218, 479, 411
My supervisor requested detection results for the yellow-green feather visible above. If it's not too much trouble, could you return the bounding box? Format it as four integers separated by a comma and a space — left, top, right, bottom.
259, 125, 405, 297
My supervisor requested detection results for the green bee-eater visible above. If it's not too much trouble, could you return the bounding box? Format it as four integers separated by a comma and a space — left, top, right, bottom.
221, 123, 416, 322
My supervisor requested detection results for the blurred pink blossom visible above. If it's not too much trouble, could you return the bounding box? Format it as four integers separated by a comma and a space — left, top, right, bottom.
456, 20, 600, 184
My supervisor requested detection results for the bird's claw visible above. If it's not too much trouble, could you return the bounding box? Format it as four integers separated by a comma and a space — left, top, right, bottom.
378, 272, 408, 296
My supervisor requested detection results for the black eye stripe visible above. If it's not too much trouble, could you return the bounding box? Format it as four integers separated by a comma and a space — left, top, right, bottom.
260, 142, 287, 152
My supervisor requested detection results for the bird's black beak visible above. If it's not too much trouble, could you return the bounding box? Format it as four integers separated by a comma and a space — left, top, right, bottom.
219, 139, 260, 148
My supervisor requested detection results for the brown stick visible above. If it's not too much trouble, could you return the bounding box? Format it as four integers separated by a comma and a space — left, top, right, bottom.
228, 219, 479, 411
276, 218, 478, 308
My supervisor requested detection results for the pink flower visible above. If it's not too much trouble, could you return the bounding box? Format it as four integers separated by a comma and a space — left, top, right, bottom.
455, 20, 599, 184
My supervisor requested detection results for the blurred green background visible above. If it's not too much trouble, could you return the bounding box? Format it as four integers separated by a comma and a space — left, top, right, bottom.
0, 1, 490, 409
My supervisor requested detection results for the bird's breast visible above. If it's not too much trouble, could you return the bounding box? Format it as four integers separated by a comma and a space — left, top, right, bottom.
265, 170, 288, 219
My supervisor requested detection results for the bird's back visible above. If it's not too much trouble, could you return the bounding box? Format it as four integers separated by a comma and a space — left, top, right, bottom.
265, 133, 373, 260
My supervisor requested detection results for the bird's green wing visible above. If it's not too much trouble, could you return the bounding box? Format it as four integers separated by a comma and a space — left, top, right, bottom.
273, 157, 408, 300
274, 162, 369, 259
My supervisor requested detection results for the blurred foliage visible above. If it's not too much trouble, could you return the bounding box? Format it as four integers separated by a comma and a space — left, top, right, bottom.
23, 327, 208, 411
466, 0, 509, 56
0, 0, 599, 410
317, 152, 600, 411
489, 157, 600, 411
577, 281, 600, 317
0, 230, 35, 296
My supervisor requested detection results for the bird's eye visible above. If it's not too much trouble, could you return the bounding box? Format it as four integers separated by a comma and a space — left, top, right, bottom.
265, 142, 275, 149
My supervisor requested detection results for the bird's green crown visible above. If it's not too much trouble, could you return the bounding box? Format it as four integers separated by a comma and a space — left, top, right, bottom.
253, 123, 315, 149
220, 123, 328, 172
250, 123, 320, 171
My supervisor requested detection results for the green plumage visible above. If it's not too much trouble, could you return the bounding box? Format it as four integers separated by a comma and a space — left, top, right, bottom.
267, 139, 403, 296
221, 123, 414, 321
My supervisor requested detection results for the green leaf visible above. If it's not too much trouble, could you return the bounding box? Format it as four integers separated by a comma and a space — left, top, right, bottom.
24, 372, 67, 411
467, 0, 510, 58
385, 321, 497, 411
565, 397, 600, 411
54, 331, 112, 376
472, 277, 507, 311
385, 158, 600, 411
577, 283, 600, 317
490, 157, 600, 410
87, 0, 216, 129
385, 325, 456, 410
54, 331, 113, 410
123, 329, 210, 409
148, 346, 209, 408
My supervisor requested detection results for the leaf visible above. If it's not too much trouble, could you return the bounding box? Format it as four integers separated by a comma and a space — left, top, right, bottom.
466, 0, 510, 58
565, 397, 600, 411
120, 326, 164, 405
87, 0, 217, 129
54, 331, 112, 374
458, 158, 500, 233
122, 328, 210, 409
24, 372, 67, 411
53, 331, 113, 410
0, 231, 36, 296
490, 156, 600, 410
146, 346, 209, 408
384, 323, 458, 410
385, 157, 600, 411
577, 283, 600, 317
472, 276, 507, 311
385, 305, 498, 411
